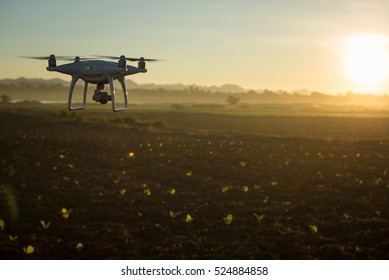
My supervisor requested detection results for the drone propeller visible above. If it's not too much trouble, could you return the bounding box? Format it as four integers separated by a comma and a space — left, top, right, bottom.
19, 55, 95, 61
92, 55, 161, 62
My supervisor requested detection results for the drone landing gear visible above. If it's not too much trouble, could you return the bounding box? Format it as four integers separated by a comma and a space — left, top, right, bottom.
92, 84, 111, 105
68, 76, 128, 112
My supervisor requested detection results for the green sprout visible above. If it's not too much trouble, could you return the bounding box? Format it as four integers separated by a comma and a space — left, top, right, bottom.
223, 214, 233, 225
309, 224, 318, 234
253, 213, 265, 222
169, 210, 181, 218
76, 243, 84, 251
0, 219, 4, 230
61, 208, 72, 219
169, 188, 176, 195
23, 245, 35, 254
119, 188, 126, 197
40, 220, 51, 230
8, 235, 18, 241
144, 189, 151, 196
242, 185, 249, 192
185, 214, 193, 223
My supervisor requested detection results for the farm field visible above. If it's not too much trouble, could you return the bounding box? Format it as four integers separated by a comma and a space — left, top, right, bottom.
1, 103, 389, 259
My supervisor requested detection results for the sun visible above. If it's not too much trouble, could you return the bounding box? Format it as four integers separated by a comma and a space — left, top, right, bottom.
344, 34, 389, 92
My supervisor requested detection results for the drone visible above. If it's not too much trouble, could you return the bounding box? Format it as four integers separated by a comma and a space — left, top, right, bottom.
21, 54, 160, 112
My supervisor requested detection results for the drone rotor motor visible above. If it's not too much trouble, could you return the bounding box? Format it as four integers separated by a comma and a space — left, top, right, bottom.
118, 55, 127, 69
48, 54, 56, 67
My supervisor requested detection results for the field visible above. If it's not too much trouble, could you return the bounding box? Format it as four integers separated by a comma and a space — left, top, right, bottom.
1, 102, 389, 259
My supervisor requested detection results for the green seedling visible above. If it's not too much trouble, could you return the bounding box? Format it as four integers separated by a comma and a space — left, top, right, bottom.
0, 219, 4, 230
223, 214, 233, 225
186, 171, 192, 177
355, 246, 362, 252
119, 188, 126, 196
8, 235, 18, 241
185, 214, 193, 223
144, 189, 151, 196
222, 185, 232, 193
169, 210, 181, 218
61, 208, 72, 219
40, 220, 51, 230
169, 188, 176, 195
309, 224, 318, 234
76, 243, 84, 251
242, 185, 249, 192
23, 245, 35, 254
253, 213, 265, 222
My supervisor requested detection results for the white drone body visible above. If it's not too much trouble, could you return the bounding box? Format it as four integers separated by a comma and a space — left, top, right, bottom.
23, 54, 158, 112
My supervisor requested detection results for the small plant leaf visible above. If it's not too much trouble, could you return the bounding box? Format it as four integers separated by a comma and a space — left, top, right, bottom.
61, 208, 72, 219
144, 189, 151, 196
222, 185, 232, 193
169, 210, 181, 218
185, 214, 193, 223
40, 220, 51, 230
23, 245, 35, 254
119, 188, 126, 196
253, 213, 265, 222
76, 243, 84, 251
309, 224, 318, 234
169, 188, 176, 195
223, 214, 233, 225
8, 235, 18, 241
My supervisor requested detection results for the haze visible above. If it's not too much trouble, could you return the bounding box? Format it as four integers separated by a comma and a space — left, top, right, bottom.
1, 0, 389, 94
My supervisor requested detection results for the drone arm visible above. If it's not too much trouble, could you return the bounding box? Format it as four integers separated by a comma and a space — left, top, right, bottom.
109, 76, 128, 112
68, 76, 88, 111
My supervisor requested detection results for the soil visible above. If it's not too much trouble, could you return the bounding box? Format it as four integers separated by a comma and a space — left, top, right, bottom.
1, 104, 389, 259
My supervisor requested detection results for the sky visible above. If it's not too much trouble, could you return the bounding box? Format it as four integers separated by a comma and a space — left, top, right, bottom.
1, 0, 389, 94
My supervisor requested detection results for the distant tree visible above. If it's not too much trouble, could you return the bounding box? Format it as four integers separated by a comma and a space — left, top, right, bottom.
1, 94, 11, 103
226, 95, 240, 106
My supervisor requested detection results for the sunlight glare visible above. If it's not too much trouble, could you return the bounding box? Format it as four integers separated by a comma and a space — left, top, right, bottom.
345, 34, 389, 92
